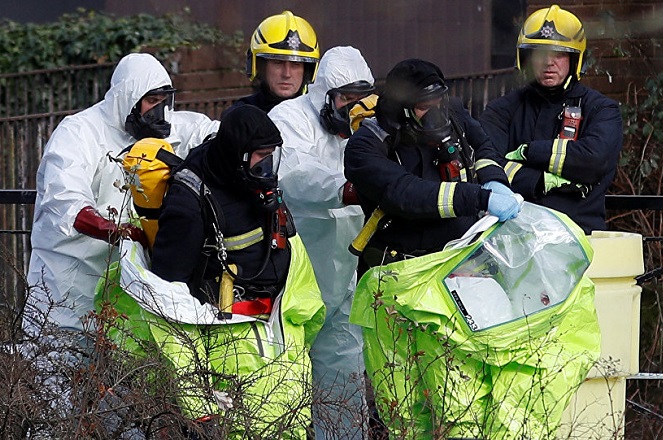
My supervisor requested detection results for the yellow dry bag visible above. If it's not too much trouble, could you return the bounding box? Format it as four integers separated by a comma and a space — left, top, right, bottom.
122, 138, 183, 249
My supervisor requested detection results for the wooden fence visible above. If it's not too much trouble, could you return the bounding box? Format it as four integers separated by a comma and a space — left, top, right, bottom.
0, 63, 519, 319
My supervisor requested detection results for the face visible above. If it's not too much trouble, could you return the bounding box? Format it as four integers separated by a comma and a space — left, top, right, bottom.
263, 59, 305, 99
530, 50, 571, 88
333, 93, 367, 110
140, 94, 169, 116
249, 147, 276, 168
413, 97, 443, 119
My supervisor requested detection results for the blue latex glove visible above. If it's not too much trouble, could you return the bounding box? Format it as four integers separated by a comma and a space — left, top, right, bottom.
482, 181, 514, 196
505, 143, 528, 161
487, 192, 522, 222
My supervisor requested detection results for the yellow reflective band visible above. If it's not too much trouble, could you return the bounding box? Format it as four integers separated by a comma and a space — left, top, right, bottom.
437, 182, 457, 218
225, 227, 264, 251
475, 158, 498, 171
460, 168, 468, 182
549, 138, 568, 175
504, 161, 523, 184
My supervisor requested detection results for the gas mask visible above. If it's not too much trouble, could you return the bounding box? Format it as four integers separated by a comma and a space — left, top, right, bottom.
240, 145, 282, 204
248, 147, 281, 188
320, 80, 375, 138
125, 87, 175, 140
320, 91, 357, 138
404, 93, 452, 147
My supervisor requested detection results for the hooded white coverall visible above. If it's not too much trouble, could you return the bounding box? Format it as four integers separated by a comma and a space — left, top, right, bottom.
269, 46, 374, 440
26, 53, 219, 332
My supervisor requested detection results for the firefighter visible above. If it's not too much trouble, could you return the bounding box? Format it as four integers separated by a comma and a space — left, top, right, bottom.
26, 53, 219, 335
345, 58, 521, 270
268, 46, 375, 439
151, 104, 291, 312
343, 58, 522, 439
225, 10, 320, 115
145, 105, 325, 437
480, 4, 623, 234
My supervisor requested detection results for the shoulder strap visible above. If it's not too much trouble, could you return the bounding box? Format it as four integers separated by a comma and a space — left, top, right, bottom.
362, 117, 391, 143
362, 117, 401, 160
156, 147, 184, 168
172, 168, 227, 296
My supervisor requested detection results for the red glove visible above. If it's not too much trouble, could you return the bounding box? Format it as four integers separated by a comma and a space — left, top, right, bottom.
342, 181, 360, 205
74, 206, 148, 248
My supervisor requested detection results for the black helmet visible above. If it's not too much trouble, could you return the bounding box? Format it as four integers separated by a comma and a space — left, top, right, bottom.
124, 85, 176, 140
207, 105, 283, 191
375, 59, 451, 145
319, 80, 375, 138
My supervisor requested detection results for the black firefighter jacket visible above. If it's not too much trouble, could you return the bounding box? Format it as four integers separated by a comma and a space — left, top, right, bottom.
151, 144, 290, 304
479, 81, 623, 234
344, 98, 509, 259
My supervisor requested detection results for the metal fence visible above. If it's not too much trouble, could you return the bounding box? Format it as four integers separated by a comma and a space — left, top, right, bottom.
0, 63, 521, 317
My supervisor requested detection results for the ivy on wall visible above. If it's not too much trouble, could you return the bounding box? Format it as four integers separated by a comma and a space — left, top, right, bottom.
0, 7, 243, 73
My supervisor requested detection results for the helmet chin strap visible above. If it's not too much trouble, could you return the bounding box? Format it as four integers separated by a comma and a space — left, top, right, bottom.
562, 74, 576, 90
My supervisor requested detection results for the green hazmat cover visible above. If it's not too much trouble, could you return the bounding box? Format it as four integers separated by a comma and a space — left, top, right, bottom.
95, 234, 325, 439
350, 203, 601, 440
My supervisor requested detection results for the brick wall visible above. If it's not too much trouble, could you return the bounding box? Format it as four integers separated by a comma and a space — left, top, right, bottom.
169, 44, 252, 105
165, 1, 662, 107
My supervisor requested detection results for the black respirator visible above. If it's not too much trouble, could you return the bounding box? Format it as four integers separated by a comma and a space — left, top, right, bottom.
320, 80, 376, 138
320, 91, 356, 138
405, 98, 452, 147
125, 87, 175, 140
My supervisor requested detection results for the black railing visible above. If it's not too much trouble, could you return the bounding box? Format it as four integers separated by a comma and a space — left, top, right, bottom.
0, 189, 36, 205
2, 190, 662, 209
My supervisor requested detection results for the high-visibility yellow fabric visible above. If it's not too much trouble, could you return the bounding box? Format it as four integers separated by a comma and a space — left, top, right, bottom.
350, 203, 600, 439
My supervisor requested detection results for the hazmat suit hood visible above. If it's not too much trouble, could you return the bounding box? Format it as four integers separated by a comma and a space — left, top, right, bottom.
306, 46, 374, 111
100, 53, 174, 136
206, 105, 283, 188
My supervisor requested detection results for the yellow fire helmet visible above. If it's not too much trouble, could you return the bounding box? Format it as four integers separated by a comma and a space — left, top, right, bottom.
516, 5, 586, 79
246, 10, 320, 84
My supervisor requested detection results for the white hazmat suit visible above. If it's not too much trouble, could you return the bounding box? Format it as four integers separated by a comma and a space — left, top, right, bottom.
269, 46, 373, 440
27, 53, 219, 332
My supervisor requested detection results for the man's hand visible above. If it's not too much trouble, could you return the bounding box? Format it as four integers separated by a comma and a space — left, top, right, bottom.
543, 172, 591, 197
118, 223, 149, 248
487, 192, 522, 222
482, 181, 514, 196
74, 206, 148, 248
505, 143, 528, 162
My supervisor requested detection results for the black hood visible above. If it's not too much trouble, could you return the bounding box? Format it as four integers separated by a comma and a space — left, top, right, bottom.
376, 59, 447, 136
206, 105, 283, 187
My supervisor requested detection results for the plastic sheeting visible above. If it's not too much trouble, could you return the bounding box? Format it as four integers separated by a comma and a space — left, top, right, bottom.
350, 202, 601, 439
95, 236, 325, 438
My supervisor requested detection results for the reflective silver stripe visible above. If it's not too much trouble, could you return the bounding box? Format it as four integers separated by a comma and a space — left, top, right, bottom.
460, 168, 468, 182
437, 182, 457, 218
475, 158, 498, 171
504, 161, 523, 184
549, 138, 568, 175
225, 227, 263, 251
